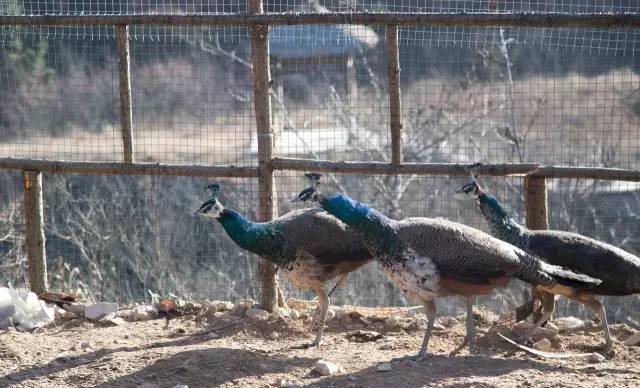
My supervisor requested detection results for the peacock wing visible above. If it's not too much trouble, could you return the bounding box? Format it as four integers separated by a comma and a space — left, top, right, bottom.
277, 208, 373, 265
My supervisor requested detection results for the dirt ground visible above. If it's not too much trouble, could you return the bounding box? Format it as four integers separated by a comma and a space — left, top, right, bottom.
1, 305, 639, 388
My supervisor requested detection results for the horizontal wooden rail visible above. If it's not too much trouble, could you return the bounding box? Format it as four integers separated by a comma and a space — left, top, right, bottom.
272, 158, 540, 176
0, 12, 639, 28
531, 166, 640, 181
0, 158, 258, 178
2, 158, 640, 181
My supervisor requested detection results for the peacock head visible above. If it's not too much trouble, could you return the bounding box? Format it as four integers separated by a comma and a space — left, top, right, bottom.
457, 177, 508, 220
195, 183, 225, 219
291, 172, 322, 204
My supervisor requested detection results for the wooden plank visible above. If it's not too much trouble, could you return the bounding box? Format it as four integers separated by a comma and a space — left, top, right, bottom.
23, 171, 47, 294
386, 25, 403, 166
524, 176, 549, 231
1, 13, 639, 28
273, 157, 540, 176
116, 25, 134, 163
249, 0, 279, 313
0, 158, 258, 177
532, 166, 640, 181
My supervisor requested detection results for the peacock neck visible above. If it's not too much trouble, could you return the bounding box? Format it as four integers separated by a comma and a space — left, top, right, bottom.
478, 194, 530, 248
217, 209, 279, 257
321, 194, 404, 263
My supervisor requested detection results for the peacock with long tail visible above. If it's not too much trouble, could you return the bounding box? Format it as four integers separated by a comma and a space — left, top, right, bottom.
458, 176, 640, 352
296, 175, 601, 360
195, 178, 372, 348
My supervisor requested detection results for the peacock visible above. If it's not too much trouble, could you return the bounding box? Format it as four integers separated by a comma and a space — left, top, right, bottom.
458, 178, 640, 352
195, 180, 372, 348
296, 177, 601, 360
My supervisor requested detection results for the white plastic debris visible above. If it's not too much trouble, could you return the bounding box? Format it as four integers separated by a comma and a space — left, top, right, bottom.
84, 302, 119, 321
313, 360, 340, 376
0, 286, 54, 330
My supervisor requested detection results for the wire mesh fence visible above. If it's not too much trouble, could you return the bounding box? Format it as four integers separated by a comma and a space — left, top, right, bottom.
0, 2, 639, 325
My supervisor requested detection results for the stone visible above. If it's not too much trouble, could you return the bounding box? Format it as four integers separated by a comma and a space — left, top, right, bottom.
530, 326, 558, 342
588, 352, 606, 363
98, 317, 126, 327
384, 316, 404, 331
79, 341, 95, 351
376, 362, 392, 372
269, 307, 291, 321
359, 316, 372, 325
432, 323, 446, 332
62, 303, 87, 317
246, 308, 270, 321
554, 317, 585, 332
313, 360, 340, 376
439, 317, 459, 328
325, 309, 335, 321
278, 379, 300, 388
171, 385, 188, 388
532, 338, 552, 352
289, 310, 300, 321
345, 330, 383, 343
84, 303, 119, 321
623, 332, 640, 346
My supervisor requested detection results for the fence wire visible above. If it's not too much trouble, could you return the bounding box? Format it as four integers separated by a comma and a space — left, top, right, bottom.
0, 5, 639, 325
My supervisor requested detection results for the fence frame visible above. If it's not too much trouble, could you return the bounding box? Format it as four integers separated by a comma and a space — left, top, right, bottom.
1, 11, 639, 309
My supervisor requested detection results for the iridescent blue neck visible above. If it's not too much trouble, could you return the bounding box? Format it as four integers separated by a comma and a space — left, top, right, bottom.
217, 209, 268, 253
478, 194, 529, 247
321, 194, 402, 260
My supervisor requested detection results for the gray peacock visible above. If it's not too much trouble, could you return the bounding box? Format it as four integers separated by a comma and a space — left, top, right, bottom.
296, 177, 600, 360
195, 179, 372, 348
458, 177, 640, 351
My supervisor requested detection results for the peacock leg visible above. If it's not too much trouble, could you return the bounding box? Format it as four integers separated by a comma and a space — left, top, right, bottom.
523, 291, 555, 344
391, 299, 436, 362
450, 296, 477, 356
306, 287, 329, 349
583, 297, 613, 353
327, 273, 349, 298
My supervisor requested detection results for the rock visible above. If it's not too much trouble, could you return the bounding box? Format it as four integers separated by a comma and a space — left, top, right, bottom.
554, 317, 585, 332
439, 317, 459, 328
325, 309, 335, 321
313, 360, 340, 376
623, 332, 640, 346
246, 308, 270, 321
358, 316, 372, 325
171, 385, 188, 388
432, 323, 446, 332
376, 362, 392, 372
346, 330, 383, 343
533, 338, 552, 352
269, 331, 280, 340
269, 307, 290, 321
84, 303, 119, 321
530, 326, 558, 342
98, 317, 126, 327
478, 325, 517, 350
544, 322, 559, 332
286, 298, 316, 311
131, 306, 158, 321
278, 379, 300, 388
398, 359, 417, 368
588, 352, 606, 363
289, 310, 300, 321
384, 316, 404, 331
62, 303, 86, 317
79, 341, 95, 351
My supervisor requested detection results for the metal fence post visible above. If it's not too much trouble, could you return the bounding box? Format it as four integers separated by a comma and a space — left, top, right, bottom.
386, 25, 403, 166
249, 0, 279, 312
116, 25, 134, 163
23, 171, 47, 294
524, 175, 549, 320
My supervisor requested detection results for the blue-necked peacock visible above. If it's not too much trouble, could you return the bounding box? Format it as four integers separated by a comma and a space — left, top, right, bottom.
296, 178, 600, 360
458, 178, 640, 352
195, 182, 372, 348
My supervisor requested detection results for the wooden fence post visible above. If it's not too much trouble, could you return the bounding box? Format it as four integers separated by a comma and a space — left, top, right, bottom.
524, 175, 549, 320
23, 171, 47, 294
386, 25, 403, 166
116, 25, 134, 163
249, 0, 279, 312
